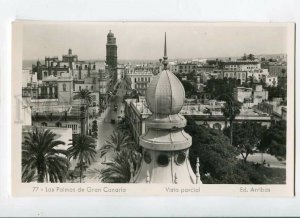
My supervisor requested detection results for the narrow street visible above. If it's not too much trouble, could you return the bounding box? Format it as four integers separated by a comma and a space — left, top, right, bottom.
83, 79, 129, 182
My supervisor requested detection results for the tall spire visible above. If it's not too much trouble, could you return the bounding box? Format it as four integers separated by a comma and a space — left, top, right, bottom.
163, 32, 168, 70
164, 32, 167, 57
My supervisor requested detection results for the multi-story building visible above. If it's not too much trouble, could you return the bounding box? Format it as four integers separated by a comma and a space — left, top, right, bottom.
168, 61, 178, 73
268, 64, 287, 76
220, 60, 261, 71
247, 69, 269, 83
268, 64, 287, 95
262, 75, 278, 87
125, 67, 155, 96
256, 100, 286, 121
252, 84, 269, 105
221, 70, 248, 84
234, 87, 253, 103
234, 84, 268, 105
177, 62, 197, 74
32, 49, 99, 81
31, 107, 83, 135
124, 97, 151, 145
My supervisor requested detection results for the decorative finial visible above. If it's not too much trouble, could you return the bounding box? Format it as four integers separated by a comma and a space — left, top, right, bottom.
174, 173, 178, 184
196, 157, 200, 184
146, 170, 150, 183
162, 32, 168, 70
129, 160, 134, 180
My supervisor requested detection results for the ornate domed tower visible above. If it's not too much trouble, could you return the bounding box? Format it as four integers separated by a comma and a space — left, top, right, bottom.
132, 33, 201, 184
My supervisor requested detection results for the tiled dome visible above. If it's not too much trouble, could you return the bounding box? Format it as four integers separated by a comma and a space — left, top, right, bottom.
146, 70, 185, 115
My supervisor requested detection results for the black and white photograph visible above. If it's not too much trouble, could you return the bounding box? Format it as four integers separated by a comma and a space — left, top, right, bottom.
11, 21, 295, 196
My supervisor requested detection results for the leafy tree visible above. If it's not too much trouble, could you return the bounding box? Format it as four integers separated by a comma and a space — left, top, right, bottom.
265, 86, 285, 100
248, 54, 255, 60
185, 118, 286, 184
181, 80, 198, 97
259, 120, 286, 160
91, 120, 98, 138
74, 89, 93, 135
22, 128, 69, 183
224, 122, 267, 162
68, 134, 96, 182
242, 53, 248, 60
117, 117, 131, 134
186, 70, 197, 81
205, 78, 240, 100
185, 118, 250, 184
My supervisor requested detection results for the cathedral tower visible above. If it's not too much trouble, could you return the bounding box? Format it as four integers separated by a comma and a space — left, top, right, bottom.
132, 33, 201, 184
106, 30, 118, 69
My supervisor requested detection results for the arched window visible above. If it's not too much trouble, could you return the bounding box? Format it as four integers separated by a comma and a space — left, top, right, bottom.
63, 84, 66, 92
213, 123, 222, 130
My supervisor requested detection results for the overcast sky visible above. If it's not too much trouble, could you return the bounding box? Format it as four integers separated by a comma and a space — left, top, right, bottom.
22, 22, 288, 61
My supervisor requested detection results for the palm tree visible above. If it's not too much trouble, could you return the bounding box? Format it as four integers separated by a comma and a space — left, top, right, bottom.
222, 99, 241, 145
74, 89, 93, 135
68, 134, 96, 182
100, 150, 132, 183
92, 149, 141, 183
22, 128, 69, 183
99, 130, 133, 158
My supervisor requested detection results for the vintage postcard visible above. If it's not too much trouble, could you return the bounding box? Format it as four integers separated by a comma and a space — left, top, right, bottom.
11, 21, 295, 196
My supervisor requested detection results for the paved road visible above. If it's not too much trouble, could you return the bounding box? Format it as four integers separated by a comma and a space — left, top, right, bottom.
83, 106, 115, 182
83, 80, 130, 182
237, 152, 286, 169
107, 80, 128, 123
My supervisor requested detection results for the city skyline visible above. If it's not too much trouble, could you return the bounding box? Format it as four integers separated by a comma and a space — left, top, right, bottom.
23, 22, 288, 61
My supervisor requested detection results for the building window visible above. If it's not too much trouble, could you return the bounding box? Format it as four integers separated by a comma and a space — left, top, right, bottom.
175, 151, 186, 165
157, 153, 169, 167
213, 123, 221, 130
63, 84, 66, 92
44, 71, 47, 77
79, 86, 81, 91
41, 122, 47, 126
56, 122, 62, 127
144, 151, 152, 164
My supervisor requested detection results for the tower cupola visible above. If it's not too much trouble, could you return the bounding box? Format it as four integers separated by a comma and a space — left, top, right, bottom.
132, 33, 201, 184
